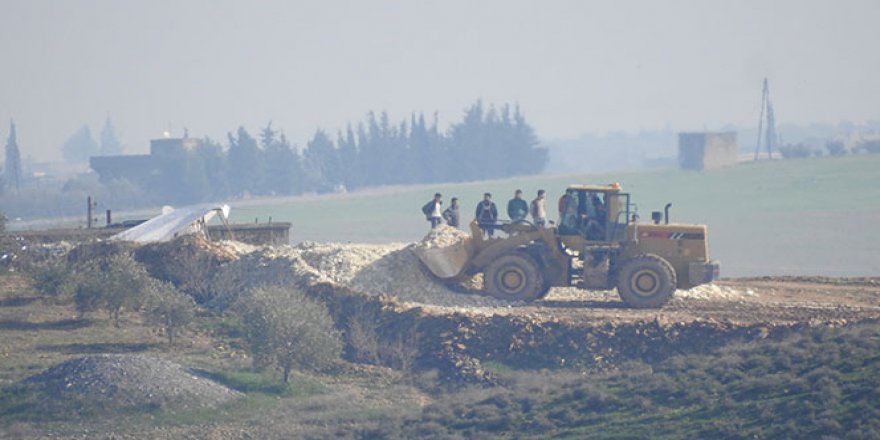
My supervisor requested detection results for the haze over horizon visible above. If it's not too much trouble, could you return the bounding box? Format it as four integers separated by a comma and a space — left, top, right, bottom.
1, 0, 878, 162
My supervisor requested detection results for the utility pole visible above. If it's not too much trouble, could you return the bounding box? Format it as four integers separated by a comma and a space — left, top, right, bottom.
86, 196, 97, 229
753, 78, 770, 161
766, 101, 776, 159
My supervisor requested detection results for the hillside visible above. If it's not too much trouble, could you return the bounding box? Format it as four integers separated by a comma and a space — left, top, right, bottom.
2, 265, 879, 438
376, 322, 880, 439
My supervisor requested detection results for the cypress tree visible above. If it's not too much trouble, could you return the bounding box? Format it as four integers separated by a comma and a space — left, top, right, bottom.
99, 116, 124, 156
4, 119, 22, 191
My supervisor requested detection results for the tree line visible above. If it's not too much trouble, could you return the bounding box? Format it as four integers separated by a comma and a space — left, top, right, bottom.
149, 101, 547, 204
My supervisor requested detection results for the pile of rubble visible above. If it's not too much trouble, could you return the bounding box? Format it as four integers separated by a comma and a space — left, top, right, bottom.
19, 354, 241, 412
221, 227, 503, 308
412, 225, 470, 250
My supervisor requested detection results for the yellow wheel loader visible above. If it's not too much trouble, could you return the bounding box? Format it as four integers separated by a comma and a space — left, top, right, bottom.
413, 184, 719, 308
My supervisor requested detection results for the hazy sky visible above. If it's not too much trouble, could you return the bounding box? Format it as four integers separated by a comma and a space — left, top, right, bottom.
1, 0, 878, 161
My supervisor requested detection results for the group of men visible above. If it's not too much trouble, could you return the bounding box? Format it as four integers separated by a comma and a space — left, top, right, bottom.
421, 189, 550, 235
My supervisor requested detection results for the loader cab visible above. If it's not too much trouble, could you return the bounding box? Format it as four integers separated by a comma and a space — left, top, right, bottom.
558, 184, 631, 245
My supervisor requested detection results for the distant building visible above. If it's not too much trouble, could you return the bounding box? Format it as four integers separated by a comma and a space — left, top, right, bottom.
678, 132, 738, 171
90, 137, 200, 185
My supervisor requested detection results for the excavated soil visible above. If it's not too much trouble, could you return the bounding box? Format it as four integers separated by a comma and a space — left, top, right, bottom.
218, 227, 504, 308
210, 227, 880, 327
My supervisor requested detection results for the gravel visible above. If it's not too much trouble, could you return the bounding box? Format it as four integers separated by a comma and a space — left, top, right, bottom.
412, 225, 471, 249
21, 354, 241, 411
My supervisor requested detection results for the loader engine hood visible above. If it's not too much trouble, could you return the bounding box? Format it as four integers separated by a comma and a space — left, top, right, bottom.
632, 223, 710, 261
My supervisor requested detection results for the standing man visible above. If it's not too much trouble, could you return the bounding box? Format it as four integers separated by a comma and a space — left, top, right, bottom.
475, 192, 498, 237
421, 193, 443, 229
507, 189, 529, 222
558, 189, 573, 220
442, 197, 461, 228
558, 189, 578, 233
530, 189, 547, 227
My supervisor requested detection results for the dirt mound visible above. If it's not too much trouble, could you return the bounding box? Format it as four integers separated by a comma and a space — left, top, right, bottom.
19, 354, 241, 412
136, 235, 239, 265
135, 236, 241, 303
217, 239, 261, 255
234, 240, 503, 308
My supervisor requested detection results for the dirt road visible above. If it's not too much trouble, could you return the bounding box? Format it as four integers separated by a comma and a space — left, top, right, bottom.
413, 277, 880, 327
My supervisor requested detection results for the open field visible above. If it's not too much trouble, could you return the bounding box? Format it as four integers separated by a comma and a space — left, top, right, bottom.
227, 155, 880, 277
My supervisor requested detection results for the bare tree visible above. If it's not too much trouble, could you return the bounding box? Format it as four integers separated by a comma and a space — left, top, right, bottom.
346, 303, 381, 364
382, 324, 420, 373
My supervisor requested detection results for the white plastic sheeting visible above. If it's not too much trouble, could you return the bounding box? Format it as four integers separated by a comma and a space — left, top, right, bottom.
110, 204, 230, 243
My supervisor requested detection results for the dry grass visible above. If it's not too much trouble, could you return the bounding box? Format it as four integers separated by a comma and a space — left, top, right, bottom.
0, 273, 227, 388
0, 272, 429, 438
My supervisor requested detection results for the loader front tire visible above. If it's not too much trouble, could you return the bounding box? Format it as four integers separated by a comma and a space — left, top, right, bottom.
484, 253, 545, 302
616, 254, 676, 309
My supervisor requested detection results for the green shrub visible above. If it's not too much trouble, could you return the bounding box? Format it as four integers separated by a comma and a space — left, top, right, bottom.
236, 286, 342, 383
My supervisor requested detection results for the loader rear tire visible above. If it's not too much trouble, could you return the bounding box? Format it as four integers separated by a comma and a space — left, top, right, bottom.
484, 253, 545, 302
616, 254, 676, 309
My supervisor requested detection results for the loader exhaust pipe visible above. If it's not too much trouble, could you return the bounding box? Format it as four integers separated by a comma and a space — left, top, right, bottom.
664, 203, 672, 224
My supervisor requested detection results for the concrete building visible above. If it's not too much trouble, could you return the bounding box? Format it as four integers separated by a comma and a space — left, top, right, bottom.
90, 137, 200, 184
678, 132, 738, 171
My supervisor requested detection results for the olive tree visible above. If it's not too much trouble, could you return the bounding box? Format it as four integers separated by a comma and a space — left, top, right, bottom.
146, 281, 195, 345
27, 257, 74, 300
73, 253, 151, 326
237, 286, 342, 383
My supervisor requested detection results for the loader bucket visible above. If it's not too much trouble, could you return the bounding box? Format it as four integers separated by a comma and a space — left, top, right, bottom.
412, 239, 474, 280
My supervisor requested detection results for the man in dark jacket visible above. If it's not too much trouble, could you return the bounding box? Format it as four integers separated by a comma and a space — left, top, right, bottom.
422, 193, 443, 229
507, 189, 529, 222
475, 192, 498, 237
442, 197, 461, 227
